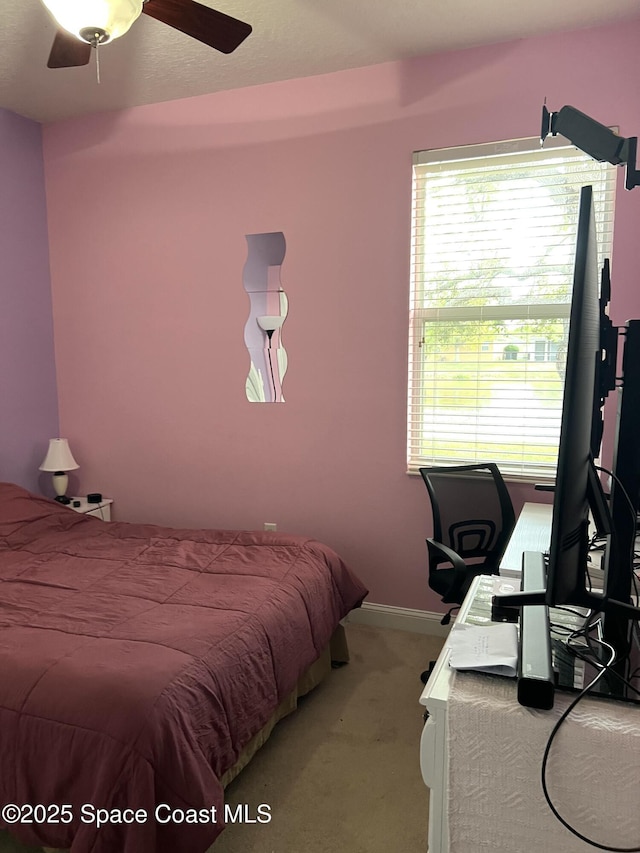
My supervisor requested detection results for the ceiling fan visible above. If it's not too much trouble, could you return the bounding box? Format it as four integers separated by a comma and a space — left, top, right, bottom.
42, 0, 252, 69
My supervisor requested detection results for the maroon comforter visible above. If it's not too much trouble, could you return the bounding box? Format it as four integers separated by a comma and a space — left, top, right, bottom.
0, 483, 367, 853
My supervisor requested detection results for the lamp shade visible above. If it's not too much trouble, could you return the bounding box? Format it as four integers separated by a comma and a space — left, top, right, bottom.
257, 315, 285, 332
39, 439, 79, 473
40, 0, 142, 42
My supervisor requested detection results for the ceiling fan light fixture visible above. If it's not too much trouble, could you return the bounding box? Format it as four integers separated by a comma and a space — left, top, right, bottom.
41, 0, 143, 44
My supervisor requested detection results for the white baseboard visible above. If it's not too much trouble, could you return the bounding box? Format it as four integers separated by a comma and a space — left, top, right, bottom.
345, 602, 452, 638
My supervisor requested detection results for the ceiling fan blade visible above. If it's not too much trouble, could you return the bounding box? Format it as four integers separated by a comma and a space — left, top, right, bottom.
143, 0, 251, 54
47, 30, 92, 68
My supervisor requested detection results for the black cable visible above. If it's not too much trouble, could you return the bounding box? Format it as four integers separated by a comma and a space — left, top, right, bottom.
566, 612, 640, 705
549, 605, 592, 636
595, 464, 638, 582
628, 665, 640, 682
541, 638, 640, 851
632, 620, 640, 654
549, 622, 574, 636
632, 571, 640, 602
591, 465, 640, 672
585, 557, 593, 589
574, 629, 640, 700
594, 464, 636, 526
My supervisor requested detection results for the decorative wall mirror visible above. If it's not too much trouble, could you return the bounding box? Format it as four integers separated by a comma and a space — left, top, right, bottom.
244, 232, 288, 403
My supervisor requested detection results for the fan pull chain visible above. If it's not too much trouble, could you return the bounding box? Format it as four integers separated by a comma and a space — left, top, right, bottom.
95, 41, 101, 84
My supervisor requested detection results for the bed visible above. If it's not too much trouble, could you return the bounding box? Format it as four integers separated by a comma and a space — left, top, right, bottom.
0, 482, 368, 853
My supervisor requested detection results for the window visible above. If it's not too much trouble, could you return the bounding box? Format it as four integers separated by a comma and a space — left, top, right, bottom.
407, 137, 616, 480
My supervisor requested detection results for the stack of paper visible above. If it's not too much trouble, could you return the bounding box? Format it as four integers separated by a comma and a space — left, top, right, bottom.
448, 622, 518, 677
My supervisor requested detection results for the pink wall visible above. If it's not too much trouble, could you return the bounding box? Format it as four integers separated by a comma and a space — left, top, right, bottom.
42, 17, 640, 612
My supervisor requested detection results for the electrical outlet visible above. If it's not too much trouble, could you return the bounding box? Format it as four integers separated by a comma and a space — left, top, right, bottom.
263, 522, 277, 532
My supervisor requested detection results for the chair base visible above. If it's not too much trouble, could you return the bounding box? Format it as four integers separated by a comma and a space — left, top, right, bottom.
421, 661, 436, 685
439, 605, 459, 625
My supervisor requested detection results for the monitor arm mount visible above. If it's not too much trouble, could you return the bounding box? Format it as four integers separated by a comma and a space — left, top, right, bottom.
541, 104, 639, 190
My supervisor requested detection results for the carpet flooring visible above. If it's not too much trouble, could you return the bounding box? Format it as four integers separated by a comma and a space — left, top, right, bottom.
211, 622, 445, 853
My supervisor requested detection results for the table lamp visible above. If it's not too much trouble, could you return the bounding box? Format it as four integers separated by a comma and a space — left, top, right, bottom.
39, 438, 79, 504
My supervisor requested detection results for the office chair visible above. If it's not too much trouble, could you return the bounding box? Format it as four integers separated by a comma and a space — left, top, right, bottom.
418, 463, 516, 685
419, 462, 516, 622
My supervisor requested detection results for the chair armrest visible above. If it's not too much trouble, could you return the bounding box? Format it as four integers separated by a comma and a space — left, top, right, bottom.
427, 538, 467, 570
426, 538, 469, 602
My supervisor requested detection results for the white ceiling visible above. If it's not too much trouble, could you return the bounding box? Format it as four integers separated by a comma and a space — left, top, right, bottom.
1, 0, 639, 124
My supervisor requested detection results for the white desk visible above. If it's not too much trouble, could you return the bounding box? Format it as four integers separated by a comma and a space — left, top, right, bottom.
498, 501, 552, 576
419, 571, 640, 852
420, 575, 519, 853
419, 503, 551, 853
499, 501, 605, 587
419, 502, 620, 852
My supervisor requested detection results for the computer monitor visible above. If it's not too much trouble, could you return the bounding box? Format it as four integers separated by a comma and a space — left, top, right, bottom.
493, 185, 640, 706
545, 187, 640, 626
495, 186, 609, 612
544, 184, 608, 611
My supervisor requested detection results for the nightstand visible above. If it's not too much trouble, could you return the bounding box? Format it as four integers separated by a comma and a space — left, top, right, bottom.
69, 497, 113, 521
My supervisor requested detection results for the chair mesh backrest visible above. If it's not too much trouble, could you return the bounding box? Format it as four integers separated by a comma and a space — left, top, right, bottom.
420, 464, 515, 564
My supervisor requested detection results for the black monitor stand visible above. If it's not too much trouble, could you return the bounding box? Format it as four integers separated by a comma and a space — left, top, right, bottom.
601, 319, 640, 695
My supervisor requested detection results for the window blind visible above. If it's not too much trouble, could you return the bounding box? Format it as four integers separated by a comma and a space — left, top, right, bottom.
407, 137, 617, 480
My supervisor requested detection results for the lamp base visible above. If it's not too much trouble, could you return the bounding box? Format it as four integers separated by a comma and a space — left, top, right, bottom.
51, 471, 70, 505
